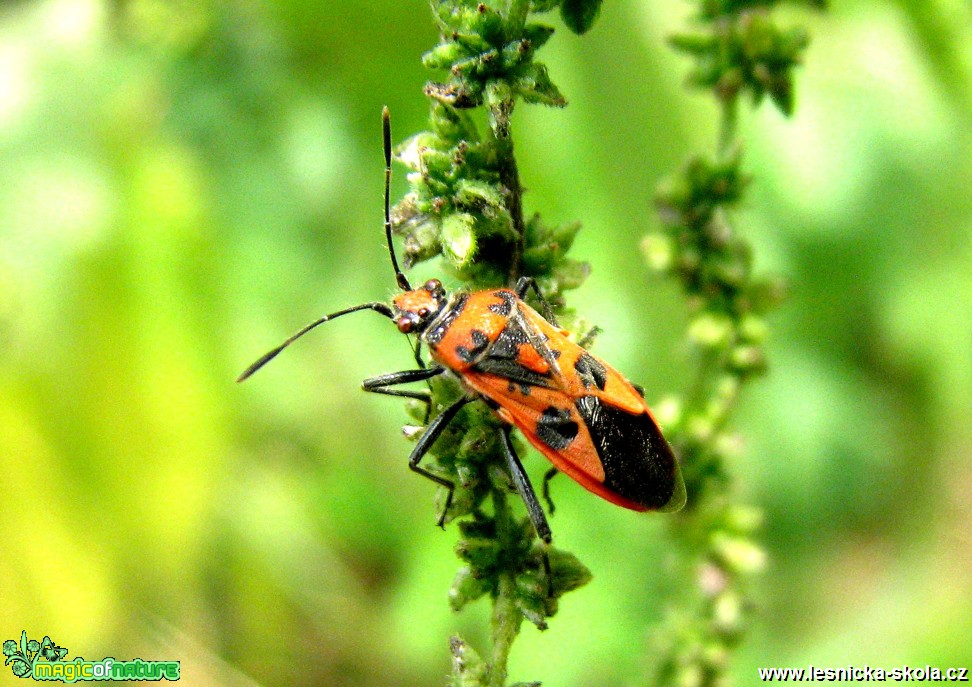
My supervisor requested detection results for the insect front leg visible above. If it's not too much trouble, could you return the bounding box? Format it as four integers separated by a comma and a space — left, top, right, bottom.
407, 395, 474, 527
411, 338, 426, 370
361, 366, 444, 408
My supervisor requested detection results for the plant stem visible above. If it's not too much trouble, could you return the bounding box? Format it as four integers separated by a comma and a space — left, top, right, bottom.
717, 96, 738, 158
488, 487, 523, 687
488, 97, 527, 281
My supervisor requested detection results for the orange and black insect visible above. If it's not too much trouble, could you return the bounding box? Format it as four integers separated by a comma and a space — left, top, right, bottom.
238, 108, 685, 545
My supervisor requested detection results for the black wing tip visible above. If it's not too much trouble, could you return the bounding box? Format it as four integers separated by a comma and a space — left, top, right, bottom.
657, 466, 687, 513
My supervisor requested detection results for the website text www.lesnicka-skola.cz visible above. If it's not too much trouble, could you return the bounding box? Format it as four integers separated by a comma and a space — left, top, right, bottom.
758, 665, 969, 682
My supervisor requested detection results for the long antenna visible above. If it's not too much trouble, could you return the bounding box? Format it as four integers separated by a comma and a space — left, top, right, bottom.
383, 106, 411, 292
237, 302, 394, 382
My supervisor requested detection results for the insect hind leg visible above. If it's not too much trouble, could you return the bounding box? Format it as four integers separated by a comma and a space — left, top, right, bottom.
514, 276, 559, 327
541, 467, 559, 515
499, 428, 552, 544
500, 428, 554, 597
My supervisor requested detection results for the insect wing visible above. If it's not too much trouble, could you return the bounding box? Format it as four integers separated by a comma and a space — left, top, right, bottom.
464, 303, 685, 512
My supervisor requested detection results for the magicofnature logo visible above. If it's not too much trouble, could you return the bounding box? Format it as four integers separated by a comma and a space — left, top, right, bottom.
3, 631, 179, 682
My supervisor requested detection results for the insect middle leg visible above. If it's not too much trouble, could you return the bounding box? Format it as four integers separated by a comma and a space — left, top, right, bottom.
406, 395, 474, 527
362, 365, 445, 424
363, 366, 471, 526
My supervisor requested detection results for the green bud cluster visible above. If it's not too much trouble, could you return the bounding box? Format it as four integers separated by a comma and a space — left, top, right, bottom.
393, 104, 590, 301
671, 2, 820, 115
647, 149, 782, 427
449, 512, 592, 629
446, 636, 545, 687
393, 103, 511, 273
424, 1, 565, 110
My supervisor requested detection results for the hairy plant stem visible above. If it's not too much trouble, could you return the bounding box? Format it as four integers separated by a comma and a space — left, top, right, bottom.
488, 488, 524, 687
488, 97, 527, 281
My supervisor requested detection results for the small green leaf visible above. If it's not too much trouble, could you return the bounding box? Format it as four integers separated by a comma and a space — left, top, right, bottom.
669, 32, 715, 55
450, 567, 491, 610
642, 233, 675, 272
515, 62, 567, 106
550, 219, 582, 253
448, 636, 488, 687
560, 0, 603, 34
548, 548, 593, 595
484, 79, 514, 135
441, 212, 478, 267
455, 178, 504, 210
522, 22, 555, 50
423, 41, 469, 70
454, 535, 500, 569
688, 312, 734, 348
552, 259, 591, 290
515, 597, 549, 629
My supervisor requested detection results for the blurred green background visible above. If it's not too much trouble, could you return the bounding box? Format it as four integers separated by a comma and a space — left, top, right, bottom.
1, 0, 970, 684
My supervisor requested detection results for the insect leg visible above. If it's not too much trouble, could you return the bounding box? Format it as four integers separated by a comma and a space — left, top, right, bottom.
577, 325, 602, 349
408, 395, 473, 527
410, 341, 435, 422
412, 339, 426, 369
362, 366, 443, 402
499, 428, 552, 544
541, 467, 559, 515
500, 428, 554, 597
514, 276, 559, 327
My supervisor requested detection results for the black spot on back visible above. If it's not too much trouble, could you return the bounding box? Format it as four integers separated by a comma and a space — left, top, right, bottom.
574, 352, 608, 390
574, 395, 677, 509
425, 293, 468, 346
536, 406, 579, 450
491, 319, 529, 359
488, 290, 515, 316
455, 329, 489, 363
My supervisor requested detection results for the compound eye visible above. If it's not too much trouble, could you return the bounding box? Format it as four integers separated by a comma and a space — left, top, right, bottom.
396, 316, 414, 334
424, 279, 442, 294
418, 307, 429, 318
